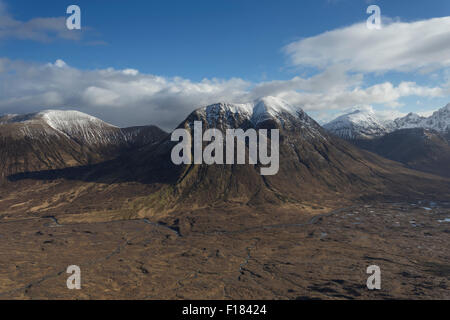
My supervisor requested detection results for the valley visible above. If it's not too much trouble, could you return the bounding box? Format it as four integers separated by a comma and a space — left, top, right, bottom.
0, 97, 449, 300
0, 201, 448, 299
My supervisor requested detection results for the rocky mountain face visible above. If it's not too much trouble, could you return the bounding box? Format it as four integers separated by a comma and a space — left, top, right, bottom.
355, 128, 450, 178
0, 110, 166, 178
3, 98, 450, 219
393, 112, 427, 130
14, 97, 445, 215
324, 104, 450, 178
2, 106, 449, 301
325, 103, 450, 140
323, 109, 391, 139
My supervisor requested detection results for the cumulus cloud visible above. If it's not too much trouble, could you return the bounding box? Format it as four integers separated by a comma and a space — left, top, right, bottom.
0, 58, 253, 129
265, 81, 443, 112
0, 2, 448, 127
0, 0, 81, 42
278, 15, 450, 122
284, 17, 450, 73
0, 4, 448, 128
0, 58, 444, 130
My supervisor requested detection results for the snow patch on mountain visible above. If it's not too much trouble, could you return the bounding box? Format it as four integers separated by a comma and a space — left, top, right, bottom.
0, 110, 122, 144
420, 103, 450, 132
200, 96, 308, 127
394, 112, 426, 129
38, 110, 122, 144
39, 110, 116, 132
323, 109, 390, 139
189, 96, 327, 143
251, 96, 301, 124
393, 104, 450, 133
325, 103, 450, 140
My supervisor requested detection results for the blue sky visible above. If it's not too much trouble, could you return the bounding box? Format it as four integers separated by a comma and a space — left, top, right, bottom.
0, 0, 450, 129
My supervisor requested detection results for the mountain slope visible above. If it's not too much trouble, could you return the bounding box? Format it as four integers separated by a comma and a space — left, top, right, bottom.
323, 109, 390, 139
394, 112, 427, 130
324, 104, 450, 178
15, 97, 448, 218
420, 103, 450, 133
325, 103, 450, 141
393, 103, 450, 133
354, 128, 450, 178
0, 110, 166, 178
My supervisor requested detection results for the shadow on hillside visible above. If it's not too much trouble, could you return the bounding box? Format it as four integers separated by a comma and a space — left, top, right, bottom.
7, 143, 182, 186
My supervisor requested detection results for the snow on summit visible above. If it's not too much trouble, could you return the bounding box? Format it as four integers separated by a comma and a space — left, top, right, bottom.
199, 96, 307, 127
0, 110, 123, 145
38, 110, 116, 134
323, 109, 390, 139
324, 102, 450, 139
252, 96, 303, 124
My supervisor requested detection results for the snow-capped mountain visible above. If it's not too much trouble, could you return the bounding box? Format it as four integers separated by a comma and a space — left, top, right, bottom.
324, 103, 450, 140
3, 97, 448, 212
71, 95, 446, 210
419, 103, 450, 132
324, 103, 450, 178
0, 110, 166, 178
393, 112, 427, 129
192, 96, 324, 140
1, 110, 125, 145
0, 110, 166, 146
391, 104, 450, 133
323, 109, 390, 139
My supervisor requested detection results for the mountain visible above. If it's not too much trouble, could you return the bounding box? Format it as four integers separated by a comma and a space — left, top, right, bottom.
2, 102, 449, 301
10, 96, 449, 220
419, 103, 450, 133
325, 103, 450, 141
323, 103, 450, 178
355, 128, 450, 178
393, 105, 450, 133
323, 109, 390, 139
393, 112, 427, 130
0, 110, 166, 179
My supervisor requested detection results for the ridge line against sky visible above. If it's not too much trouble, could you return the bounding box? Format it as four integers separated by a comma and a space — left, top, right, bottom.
0, 0, 449, 130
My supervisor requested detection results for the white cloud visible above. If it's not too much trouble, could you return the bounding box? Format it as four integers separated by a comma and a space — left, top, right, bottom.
0, 3, 447, 128
267, 81, 443, 112
284, 17, 450, 74
82, 87, 120, 106
0, 58, 253, 129
0, 58, 445, 130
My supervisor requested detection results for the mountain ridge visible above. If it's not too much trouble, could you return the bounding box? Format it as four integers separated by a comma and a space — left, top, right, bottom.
0, 109, 167, 178
7, 97, 450, 220
324, 103, 450, 140
323, 104, 450, 178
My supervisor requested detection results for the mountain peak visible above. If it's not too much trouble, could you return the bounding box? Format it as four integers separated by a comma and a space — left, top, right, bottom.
0, 109, 114, 127
197, 96, 306, 128
0, 109, 125, 145
254, 96, 299, 113
325, 102, 450, 140
36, 109, 116, 133
323, 109, 388, 139
252, 96, 303, 123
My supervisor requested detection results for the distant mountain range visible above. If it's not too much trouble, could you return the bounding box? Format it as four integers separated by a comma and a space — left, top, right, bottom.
3, 96, 449, 220
324, 103, 450, 139
323, 103, 450, 177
